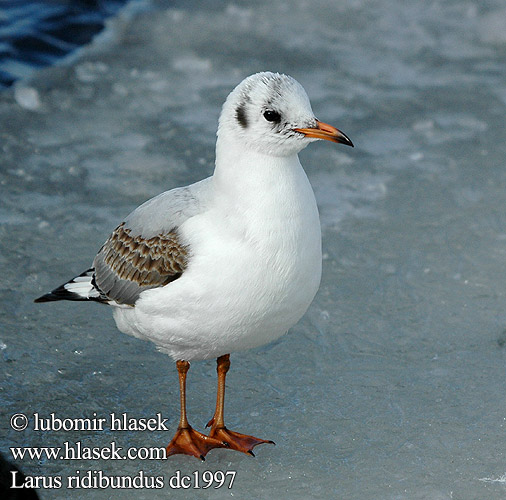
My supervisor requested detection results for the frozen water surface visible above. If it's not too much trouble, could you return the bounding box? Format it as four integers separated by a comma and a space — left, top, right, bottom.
2, 0, 506, 498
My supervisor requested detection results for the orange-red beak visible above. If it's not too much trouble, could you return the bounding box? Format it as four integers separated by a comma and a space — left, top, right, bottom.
294, 120, 354, 147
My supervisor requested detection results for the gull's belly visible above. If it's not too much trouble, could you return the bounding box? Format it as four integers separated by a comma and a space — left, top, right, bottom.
113, 208, 322, 360
206, 227, 322, 340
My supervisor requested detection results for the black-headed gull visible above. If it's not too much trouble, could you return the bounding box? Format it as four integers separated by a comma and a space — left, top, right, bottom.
36, 72, 353, 459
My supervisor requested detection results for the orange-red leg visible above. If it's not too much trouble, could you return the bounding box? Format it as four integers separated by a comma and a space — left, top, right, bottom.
206, 354, 274, 456
166, 360, 227, 460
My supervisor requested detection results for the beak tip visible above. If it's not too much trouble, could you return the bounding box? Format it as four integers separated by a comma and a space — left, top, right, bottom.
333, 126, 354, 148
345, 138, 354, 148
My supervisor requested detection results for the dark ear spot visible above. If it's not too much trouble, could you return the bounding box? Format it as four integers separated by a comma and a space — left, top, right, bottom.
236, 103, 248, 128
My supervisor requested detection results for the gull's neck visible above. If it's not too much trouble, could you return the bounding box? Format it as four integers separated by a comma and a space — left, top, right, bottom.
210, 135, 319, 248
213, 136, 303, 202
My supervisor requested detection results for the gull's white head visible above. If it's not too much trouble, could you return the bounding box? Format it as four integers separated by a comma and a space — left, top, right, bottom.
217, 72, 353, 157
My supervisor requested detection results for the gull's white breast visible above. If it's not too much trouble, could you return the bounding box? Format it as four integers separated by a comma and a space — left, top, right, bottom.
113, 153, 322, 360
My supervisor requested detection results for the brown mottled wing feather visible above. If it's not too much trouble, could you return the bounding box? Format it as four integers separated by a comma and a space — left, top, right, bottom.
93, 222, 188, 306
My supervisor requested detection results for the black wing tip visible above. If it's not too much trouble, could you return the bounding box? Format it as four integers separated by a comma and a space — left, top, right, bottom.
35, 279, 106, 305
34, 289, 108, 304
34, 286, 78, 303
34, 294, 57, 303
34, 268, 108, 304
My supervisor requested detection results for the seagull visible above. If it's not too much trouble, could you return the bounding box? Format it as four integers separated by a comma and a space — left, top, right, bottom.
35, 72, 353, 460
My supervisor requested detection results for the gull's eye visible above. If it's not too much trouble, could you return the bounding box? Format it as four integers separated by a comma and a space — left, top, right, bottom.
263, 110, 281, 123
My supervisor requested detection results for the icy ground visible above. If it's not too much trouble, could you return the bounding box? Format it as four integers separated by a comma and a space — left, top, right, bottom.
2, 0, 506, 498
